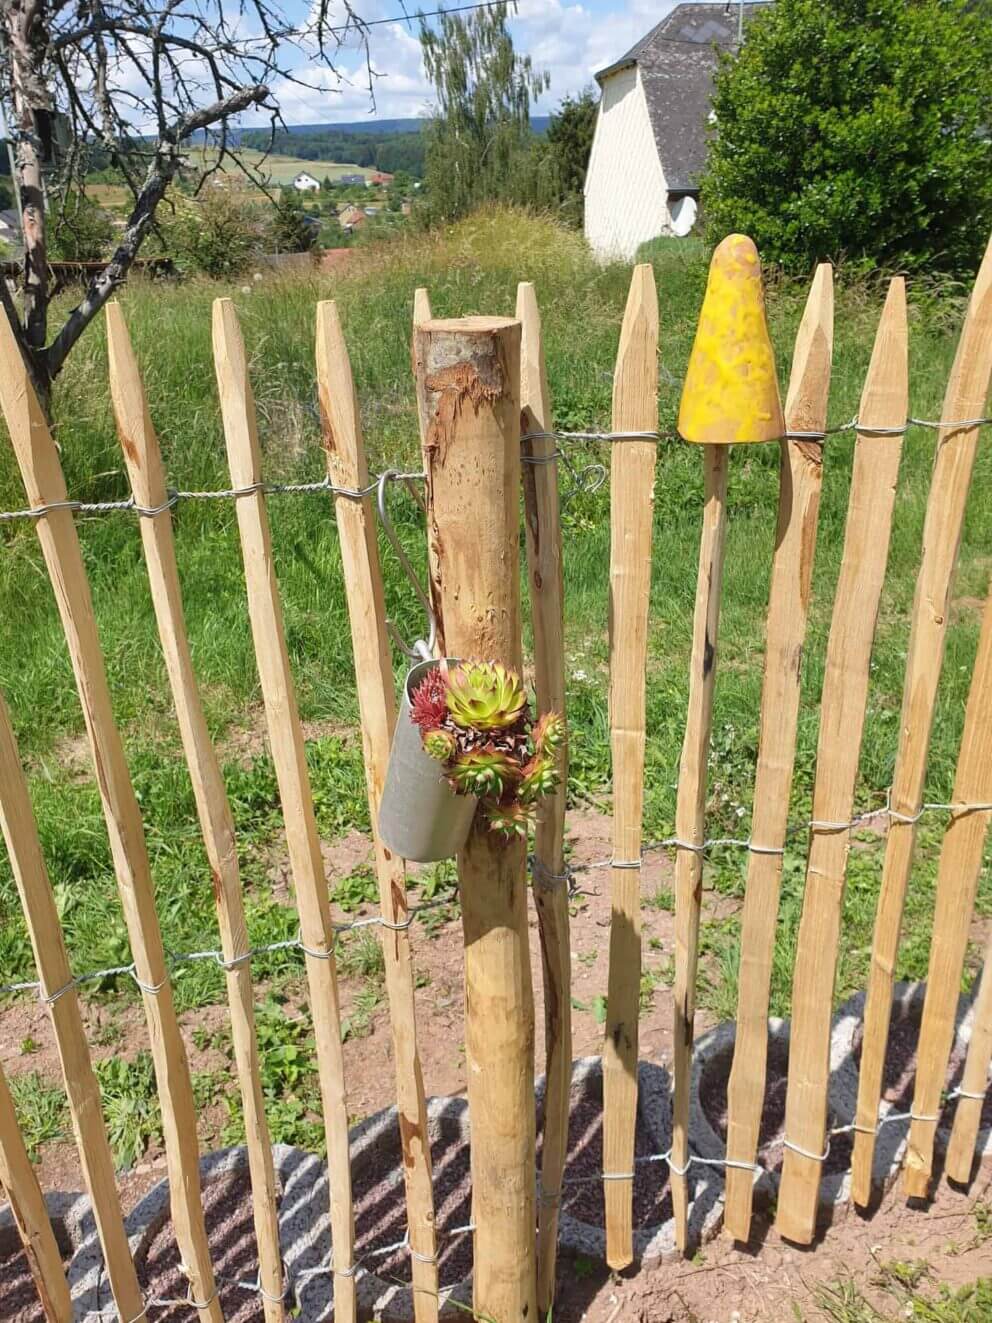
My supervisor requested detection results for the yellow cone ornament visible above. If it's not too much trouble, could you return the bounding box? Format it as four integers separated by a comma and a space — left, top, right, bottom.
678, 234, 785, 444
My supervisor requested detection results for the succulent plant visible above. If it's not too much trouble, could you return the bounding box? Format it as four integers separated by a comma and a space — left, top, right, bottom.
532, 710, 566, 757
483, 798, 534, 839
447, 747, 520, 798
518, 755, 560, 804
446, 662, 526, 732
410, 666, 449, 734
422, 728, 457, 763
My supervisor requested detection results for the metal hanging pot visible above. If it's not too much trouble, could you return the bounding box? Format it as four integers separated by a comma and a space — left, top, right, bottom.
379, 656, 478, 863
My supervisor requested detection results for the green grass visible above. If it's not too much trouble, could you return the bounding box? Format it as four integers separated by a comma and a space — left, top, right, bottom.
0, 207, 990, 1158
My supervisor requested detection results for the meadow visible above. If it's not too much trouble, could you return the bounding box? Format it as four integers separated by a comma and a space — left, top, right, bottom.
1, 208, 990, 1171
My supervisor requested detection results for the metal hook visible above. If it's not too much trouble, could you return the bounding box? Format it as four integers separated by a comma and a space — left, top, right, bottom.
376, 471, 437, 662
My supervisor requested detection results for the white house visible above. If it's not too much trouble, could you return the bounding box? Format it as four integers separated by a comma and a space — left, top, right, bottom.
292, 171, 321, 192
584, 2, 769, 261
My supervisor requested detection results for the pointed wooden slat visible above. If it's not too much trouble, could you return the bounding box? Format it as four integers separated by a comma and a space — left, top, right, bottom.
413, 287, 432, 325
723, 264, 834, 1242
316, 299, 438, 1323
106, 303, 284, 1322
777, 279, 908, 1244
602, 263, 659, 1270
0, 312, 224, 1321
414, 312, 536, 1322
212, 297, 356, 1322
517, 279, 571, 1313
0, 1059, 73, 1323
0, 690, 143, 1323
903, 585, 992, 1198
852, 237, 992, 1206
670, 444, 729, 1250
946, 926, 992, 1184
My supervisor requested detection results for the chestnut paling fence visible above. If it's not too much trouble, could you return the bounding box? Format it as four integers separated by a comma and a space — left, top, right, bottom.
0, 233, 990, 1323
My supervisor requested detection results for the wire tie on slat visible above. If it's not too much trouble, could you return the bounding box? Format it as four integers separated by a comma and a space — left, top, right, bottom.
668, 1154, 692, 1177
531, 855, 572, 891
299, 939, 336, 961
783, 1136, 830, 1163
334, 1263, 360, 1279
409, 1242, 439, 1266
910, 415, 992, 430
783, 430, 827, 441
379, 913, 414, 932
610, 858, 642, 869
215, 950, 253, 971
602, 1170, 635, 1181
671, 838, 705, 854
40, 976, 78, 1005
130, 964, 170, 995
910, 1110, 941, 1124
954, 1087, 986, 1101
747, 841, 785, 856
810, 817, 855, 832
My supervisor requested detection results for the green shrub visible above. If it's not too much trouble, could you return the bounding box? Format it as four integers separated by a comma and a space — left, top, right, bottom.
700, 0, 992, 275
164, 190, 259, 277
49, 192, 114, 261
269, 193, 319, 253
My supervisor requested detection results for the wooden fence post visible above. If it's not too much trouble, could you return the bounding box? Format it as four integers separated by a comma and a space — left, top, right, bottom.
946, 926, 992, 1184
852, 236, 992, 1205
517, 279, 572, 1312
671, 234, 784, 1251
777, 279, 908, 1244
0, 690, 144, 1323
0, 1058, 72, 1323
723, 264, 834, 1243
602, 264, 658, 1271
212, 297, 357, 1323
0, 312, 224, 1322
903, 584, 992, 1198
106, 303, 285, 1321
316, 299, 439, 1323
413, 312, 537, 1323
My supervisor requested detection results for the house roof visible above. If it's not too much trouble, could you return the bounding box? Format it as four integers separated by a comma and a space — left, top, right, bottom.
595, 2, 771, 191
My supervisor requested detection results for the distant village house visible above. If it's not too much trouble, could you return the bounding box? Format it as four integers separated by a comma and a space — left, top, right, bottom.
367, 171, 394, 187
292, 171, 321, 192
338, 204, 367, 231
584, 2, 769, 260
338, 173, 367, 187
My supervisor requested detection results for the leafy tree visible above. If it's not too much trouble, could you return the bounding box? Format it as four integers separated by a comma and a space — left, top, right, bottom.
542, 88, 598, 227
418, 0, 548, 224
270, 193, 319, 253
701, 0, 992, 274
164, 192, 259, 278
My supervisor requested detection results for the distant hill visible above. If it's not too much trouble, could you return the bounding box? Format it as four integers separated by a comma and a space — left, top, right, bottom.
272, 116, 551, 135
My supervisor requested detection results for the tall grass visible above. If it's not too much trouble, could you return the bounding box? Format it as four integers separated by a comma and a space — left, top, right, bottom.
1, 206, 989, 1031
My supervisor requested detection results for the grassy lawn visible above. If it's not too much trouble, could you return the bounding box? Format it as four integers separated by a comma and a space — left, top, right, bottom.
1, 207, 990, 1161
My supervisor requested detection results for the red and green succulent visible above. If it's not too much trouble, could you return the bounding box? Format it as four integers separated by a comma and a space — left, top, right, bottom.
410, 659, 564, 838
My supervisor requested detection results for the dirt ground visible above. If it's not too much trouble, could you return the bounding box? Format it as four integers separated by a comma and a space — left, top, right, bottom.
2, 806, 991, 1320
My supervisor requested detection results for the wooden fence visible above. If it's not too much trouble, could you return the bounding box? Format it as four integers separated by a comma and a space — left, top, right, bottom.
0, 230, 991, 1323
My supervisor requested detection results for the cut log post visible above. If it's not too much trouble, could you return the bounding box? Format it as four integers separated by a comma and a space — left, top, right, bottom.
0, 690, 143, 1323
317, 299, 438, 1323
777, 279, 908, 1244
414, 313, 537, 1323
946, 925, 992, 1184
723, 263, 834, 1243
212, 297, 356, 1323
106, 303, 285, 1321
517, 279, 572, 1312
0, 310, 224, 1322
672, 234, 784, 1251
0, 1059, 73, 1323
903, 584, 992, 1198
602, 264, 659, 1270
852, 236, 992, 1206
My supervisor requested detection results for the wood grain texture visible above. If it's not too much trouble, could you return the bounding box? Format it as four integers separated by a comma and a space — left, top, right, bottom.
852, 236, 992, 1206
723, 264, 834, 1242
777, 279, 908, 1245
946, 924, 992, 1183
317, 300, 438, 1323
414, 314, 537, 1323
517, 279, 571, 1313
0, 690, 143, 1323
212, 297, 356, 1323
670, 445, 729, 1251
0, 1057, 72, 1323
903, 585, 992, 1198
602, 264, 659, 1269
106, 303, 284, 1321
0, 310, 223, 1321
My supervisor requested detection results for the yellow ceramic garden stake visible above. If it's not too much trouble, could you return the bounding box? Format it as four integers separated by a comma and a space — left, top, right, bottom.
670, 234, 784, 1251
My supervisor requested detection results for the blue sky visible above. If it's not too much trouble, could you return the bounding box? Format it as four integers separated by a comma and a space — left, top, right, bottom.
260, 0, 687, 125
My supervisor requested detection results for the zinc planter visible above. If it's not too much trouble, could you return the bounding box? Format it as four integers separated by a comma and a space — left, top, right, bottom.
378, 657, 477, 863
